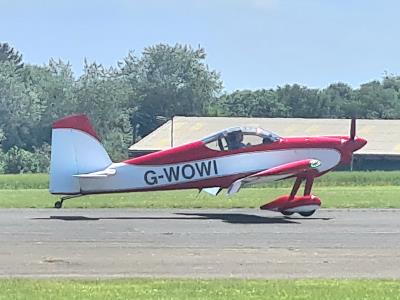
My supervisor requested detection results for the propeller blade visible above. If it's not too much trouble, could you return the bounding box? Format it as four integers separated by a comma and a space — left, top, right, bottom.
350, 118, 356, 140
350, 153, 354, 171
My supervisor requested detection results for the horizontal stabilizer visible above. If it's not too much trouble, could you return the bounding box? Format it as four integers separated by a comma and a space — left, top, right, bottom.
200, 187, 222, 196
73, 168, 116, 178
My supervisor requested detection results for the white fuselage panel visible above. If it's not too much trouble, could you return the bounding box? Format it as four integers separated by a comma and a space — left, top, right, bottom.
78, 148, 341, 193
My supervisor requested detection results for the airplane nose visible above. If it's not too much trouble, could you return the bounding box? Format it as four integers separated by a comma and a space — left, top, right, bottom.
353, 137, 367, 151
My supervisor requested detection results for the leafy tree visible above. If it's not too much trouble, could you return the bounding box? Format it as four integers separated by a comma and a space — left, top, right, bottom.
121, 44, 222, 138
276, 84, 321, 118
23, 60, 76, 148
382, 74, 400, 92
0, 42, 23, 70
0, 129, 5, 173
0, 61, 42, 150
0, 151, 4, 174
2, 41, 400, 173
217, 89, 288, 117
74, 60, 133, 160
319, 83, 352, 118
355, 81, 400, 118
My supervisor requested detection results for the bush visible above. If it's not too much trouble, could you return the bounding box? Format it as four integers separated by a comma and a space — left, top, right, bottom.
3, 145, 50, 173
0, 150, 5, 174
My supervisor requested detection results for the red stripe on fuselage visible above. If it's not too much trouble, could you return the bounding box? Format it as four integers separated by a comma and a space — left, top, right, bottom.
124, 137, 348, 166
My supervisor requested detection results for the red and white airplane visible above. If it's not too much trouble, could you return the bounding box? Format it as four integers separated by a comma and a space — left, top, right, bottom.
50, 114, 367, 216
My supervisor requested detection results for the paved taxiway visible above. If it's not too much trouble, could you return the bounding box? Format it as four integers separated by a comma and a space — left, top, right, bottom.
0, 208, 400, 278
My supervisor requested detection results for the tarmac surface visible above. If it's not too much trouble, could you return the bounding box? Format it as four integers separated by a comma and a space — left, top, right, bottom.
1, 208, 400, 279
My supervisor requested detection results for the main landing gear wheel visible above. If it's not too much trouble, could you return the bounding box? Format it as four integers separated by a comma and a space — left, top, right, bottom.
299, 210, 316, 217
54, 201, 63, 209
281, 211, 294, 216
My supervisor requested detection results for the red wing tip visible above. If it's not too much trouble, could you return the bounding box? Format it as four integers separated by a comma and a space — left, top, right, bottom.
52, 114, 99, 140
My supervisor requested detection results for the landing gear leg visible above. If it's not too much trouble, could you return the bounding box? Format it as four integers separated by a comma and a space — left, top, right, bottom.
300, 175, 316, 217
290, 177, 303, 199
304, 175, 314, 196
54, 194, 83, 209
281, 177, 303, 216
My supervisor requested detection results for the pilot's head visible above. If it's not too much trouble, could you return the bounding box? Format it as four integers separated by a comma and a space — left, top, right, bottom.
235, 131, 243, 142
263, 137, 272, 144
227, 131, 243, 143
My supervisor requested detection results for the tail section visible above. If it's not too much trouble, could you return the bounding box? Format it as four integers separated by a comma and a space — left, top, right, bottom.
49, 114, 112, 194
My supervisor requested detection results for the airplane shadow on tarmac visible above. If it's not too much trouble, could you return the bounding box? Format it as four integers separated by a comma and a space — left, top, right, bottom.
31, 213, 311, 224
175, 213, 300, 224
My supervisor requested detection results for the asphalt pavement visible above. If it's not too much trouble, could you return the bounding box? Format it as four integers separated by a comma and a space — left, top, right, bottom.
0, 208, 400, 278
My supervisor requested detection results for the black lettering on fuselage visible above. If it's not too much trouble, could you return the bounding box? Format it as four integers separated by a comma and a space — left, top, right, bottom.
144, 170, 158, 185
213, 160, 218, 175
163, 166, 180, 182
144, 159, 219, 186
195, 161, 213, 177
182, 164, 195, 179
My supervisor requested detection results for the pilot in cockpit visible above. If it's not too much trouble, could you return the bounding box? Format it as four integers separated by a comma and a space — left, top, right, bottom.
226, 131, 246, 150
262, 136, 274, 144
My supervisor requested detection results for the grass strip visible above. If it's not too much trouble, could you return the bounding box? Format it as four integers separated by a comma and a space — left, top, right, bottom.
2, 171, 400, 190
1, 279, 400, 300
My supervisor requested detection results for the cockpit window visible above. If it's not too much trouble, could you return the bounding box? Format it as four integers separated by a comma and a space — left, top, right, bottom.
203, 127, 280, 151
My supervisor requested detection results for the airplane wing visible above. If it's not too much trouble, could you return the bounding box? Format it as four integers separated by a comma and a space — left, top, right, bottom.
227, 159, 321, 195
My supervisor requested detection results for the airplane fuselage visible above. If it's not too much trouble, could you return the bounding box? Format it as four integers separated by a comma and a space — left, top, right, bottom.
77, 136, 363, 194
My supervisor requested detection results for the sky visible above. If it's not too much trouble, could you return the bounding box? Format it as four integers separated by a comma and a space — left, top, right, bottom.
1, 0, 400, 91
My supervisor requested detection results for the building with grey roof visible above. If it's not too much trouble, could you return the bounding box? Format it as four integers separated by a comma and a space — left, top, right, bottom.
129, 116, 400, 170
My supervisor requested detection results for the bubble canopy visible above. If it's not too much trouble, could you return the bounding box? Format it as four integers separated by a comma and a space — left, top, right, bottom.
202, 126, 281, 144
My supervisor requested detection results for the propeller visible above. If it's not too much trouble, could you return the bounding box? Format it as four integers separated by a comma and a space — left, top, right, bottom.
350, 117, 356, 140
344, 117, 366, 170
349, 118, 356, 170
350, 152, 354, 171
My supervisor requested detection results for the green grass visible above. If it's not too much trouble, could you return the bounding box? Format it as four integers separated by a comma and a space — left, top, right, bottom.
0, 173, 49, 189
2, 171, 400, 189
1, 186, 400, 208
1, 279, 400, 300
1, 172, 400, 209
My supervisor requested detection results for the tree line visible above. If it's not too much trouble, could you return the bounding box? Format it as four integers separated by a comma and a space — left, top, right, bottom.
1, 42, 400, 173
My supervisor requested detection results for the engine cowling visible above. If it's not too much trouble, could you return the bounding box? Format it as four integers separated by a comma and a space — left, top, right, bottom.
260, 195, 321, 213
